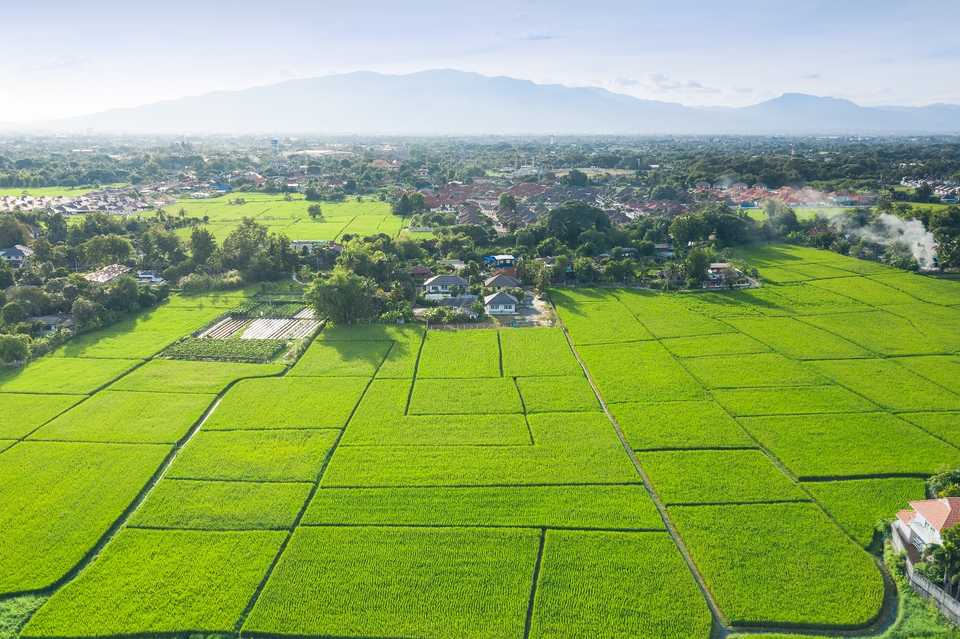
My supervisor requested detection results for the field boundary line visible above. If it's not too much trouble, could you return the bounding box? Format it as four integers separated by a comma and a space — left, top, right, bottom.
403, 332, 426, 416
550, 311, 728, 635
522, 528, 546, 639
299, 522, 666, 533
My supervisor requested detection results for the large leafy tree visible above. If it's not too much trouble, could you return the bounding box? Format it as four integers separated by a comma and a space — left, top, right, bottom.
306, 267, 381, 325
547, 201, 610, 247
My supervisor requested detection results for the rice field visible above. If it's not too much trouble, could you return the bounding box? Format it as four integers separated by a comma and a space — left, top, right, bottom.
7, 244, 960, 637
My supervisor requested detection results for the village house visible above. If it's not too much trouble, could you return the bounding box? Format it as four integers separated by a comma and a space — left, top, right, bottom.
30, 314, 74, 336
704, 262, 744, 289
0, 244, 34, 268
896, 498, 960, 554
484, 273, 521, 289
136, 270, 166, 286
422, 274, 468, 300
484, 291, 518, 315
83, 264, 131, 285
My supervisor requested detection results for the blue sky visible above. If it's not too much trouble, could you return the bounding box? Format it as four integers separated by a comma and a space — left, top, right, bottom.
2, 0, 958, 122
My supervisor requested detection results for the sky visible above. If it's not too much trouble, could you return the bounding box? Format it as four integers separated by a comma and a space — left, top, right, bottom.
1, 0, 959, 123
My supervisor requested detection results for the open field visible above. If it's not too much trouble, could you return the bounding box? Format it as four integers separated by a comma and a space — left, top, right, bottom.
5, 245, 960, 636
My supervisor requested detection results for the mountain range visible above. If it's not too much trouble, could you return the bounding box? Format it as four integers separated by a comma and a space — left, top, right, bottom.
15, 69, 960, 136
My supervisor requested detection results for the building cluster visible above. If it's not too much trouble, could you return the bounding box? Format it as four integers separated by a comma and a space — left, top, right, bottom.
0, 188, 171, 216
418, 254, 523, 318
691, 183, 877, 209
900, 178, 960, 204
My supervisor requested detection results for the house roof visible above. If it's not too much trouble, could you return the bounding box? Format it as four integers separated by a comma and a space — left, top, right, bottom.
424, 274, 467, 287
897, 509, 916, 527
83, 264, 131, 284
909, 498, 960, 532
484, 273, 521, 288
484, 291, 518, 306
0, 244, 33, 258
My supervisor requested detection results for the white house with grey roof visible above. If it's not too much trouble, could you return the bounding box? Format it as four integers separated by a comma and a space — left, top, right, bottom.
484, 291, 517, 315
423, 274, 468, 300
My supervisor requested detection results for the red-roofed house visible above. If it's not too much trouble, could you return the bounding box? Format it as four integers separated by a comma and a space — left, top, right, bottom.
895, 498, 960, 552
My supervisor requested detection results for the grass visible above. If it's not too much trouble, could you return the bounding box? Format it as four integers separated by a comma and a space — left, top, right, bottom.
662, 332, 770, 358
516, 375, 600, 413
204, 376, 367, 430
806, 477, 926, 547
682, 353, 827, 389
739, 412, 960, 479
409, 378, 523, 415
639, 450, 807, 504
669, 502, 884, 627
303, 484, 663, 529
0, 441, 169, 594
712, 386, 877, 416
611, 400, 753, 450
417, 330, 501, 378
810, 359, 960, 411
244, 526, 539, 638
530, 531, 713, 639
130, 479, 311, 530
107, 359, 284, 394
30, 390, 212, 444
288, 339, 392, 377
0, 357, 140, 395
578, 341, 706, 403
0, 394, 84, 439
499, 328, 582, 376
168, 429, 339, 482
726, 316, 871, 359
23, 529, 285, 637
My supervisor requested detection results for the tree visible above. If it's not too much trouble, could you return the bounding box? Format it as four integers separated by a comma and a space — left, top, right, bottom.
573, 257, 599, 283
0, 217, 31, 247
669, 214, 709, 247
684, 248, 711, 287
308, 204, 324, 220
562, 169, 589, 187
190, 227, 216, 266
81, 234, 133, 267
547, 201, 611, 247
0, 334, 29, 364
926, 526, 960, 597
930, 206, 960, 269
306, 267, 381, 324
1, 301, 25, 325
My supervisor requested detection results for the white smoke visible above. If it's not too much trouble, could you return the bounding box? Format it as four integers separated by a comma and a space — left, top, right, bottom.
836, 213, 937, 270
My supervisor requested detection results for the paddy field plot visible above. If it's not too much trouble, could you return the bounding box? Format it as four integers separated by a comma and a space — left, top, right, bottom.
552, 300, 653, 344
805, 477, 926, 547
0, 357, 140, 395
0, 393, 84, 439
530, 531, 712, 639
288, 339, 392, 377
416, 329, 501, 377
244, 526, 539, 638
810, 358, 960, 411
712, 385, 877, 416
611, 400, 754, 450
725, 315, 871, 359
0, 441, 169, 594
23, 529, 285, 637
515, 375, 599, 413
107, 358, 284, 394
499, 328, 582, 376
578, 341, 706, 403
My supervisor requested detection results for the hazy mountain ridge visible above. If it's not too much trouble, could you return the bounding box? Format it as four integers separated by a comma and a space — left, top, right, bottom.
19, 70, 960, 135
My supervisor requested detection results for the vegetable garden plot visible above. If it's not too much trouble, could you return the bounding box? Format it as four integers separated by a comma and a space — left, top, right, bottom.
801, 310, 942, 356
530, 531, 712, 639
616, 290, 733, 338
169, 429, 339, 482
639, 450, 807, 504
204, 376, 367, 430
683, 353, 827, 389
499, 328, 582, 377
163, 337, 287, 362
554, 300, 653, 345
197, 316, 246, 338
899, 412, 960, 448
409, 378, 523, 415
0, 357, 140, 395
515, 375, 600, 413
809, 276, 918, 306
31, 390, 212, 444
240, 318, 319, 340
805, 477, 926, 547
893, 355, 960, 395
130, 479, 311, 530
0, 441, 169, 594
612, 400, 754, 450
417, 329, 502, 378
108, 359, 284, 394
739, 413, 960, 479
0, 393, 83, 439
662, 332, 770, 358
712, 386, 877, 416
288, 340, 392, 377
669, 502, 884, 627
725, 316, 871, 359
810, 359, 960, 411
243, 526, 539, 639
324, 413, 638, 487
578, 341, 706, 403
23, 529, 285, 638
303, 485, 662, 529
869, 272, 960, 305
